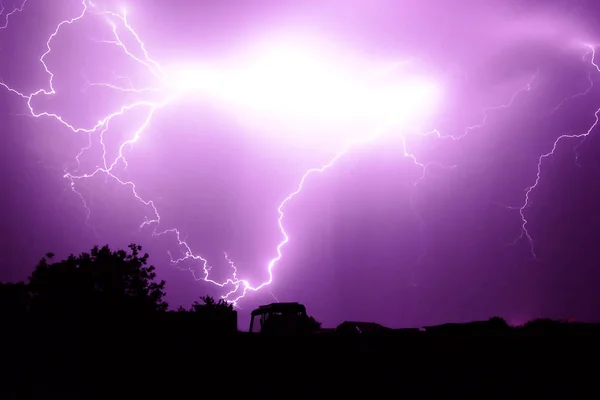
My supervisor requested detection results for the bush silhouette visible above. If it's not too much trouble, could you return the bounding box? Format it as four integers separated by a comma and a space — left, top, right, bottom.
306, 315, 322, 331
28, 243, 167, 318
183, 295, 237, 332
191, 295, 233, 312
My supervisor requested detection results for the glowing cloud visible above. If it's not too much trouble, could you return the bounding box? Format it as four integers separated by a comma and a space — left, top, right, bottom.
3, 0, 600, 313
167, 39, 441, 136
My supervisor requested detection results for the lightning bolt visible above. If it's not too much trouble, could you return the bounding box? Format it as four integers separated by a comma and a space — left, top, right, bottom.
511, 45, 600, 259
4, 0, 591, 308
425, 77, 535, 142
0, 0, 26, 30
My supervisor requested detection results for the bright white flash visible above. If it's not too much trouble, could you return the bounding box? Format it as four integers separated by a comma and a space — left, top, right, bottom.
166, 40, 441, 134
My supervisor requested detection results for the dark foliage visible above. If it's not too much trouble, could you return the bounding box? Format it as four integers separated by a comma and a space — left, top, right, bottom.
191, 295, 234, 312
1, 245, 600, 396
28, 243, 168, 317
488, 316, 509, 328
184, 295, 238, 332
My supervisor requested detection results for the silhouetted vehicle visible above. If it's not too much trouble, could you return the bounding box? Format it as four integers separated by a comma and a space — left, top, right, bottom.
249, 302, 320, 334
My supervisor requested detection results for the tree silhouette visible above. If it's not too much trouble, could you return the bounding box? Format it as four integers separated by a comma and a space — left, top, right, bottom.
186, 295, 237, 333
488, 316, 509, 327
190, 295, 233, 312
28, 244, 168, 318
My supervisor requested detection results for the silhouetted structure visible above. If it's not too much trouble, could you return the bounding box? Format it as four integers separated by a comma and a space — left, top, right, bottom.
335, 320, 392, 335
249, 302, 321, 334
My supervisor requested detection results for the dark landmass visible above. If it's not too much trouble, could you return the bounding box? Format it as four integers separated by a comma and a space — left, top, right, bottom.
4, 317, 600, 397
2, 244, 599, 398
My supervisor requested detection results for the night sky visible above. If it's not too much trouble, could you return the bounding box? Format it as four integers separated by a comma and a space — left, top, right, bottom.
2, 0, 600, 330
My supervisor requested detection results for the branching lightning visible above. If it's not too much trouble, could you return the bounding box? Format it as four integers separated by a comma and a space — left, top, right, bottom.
3, 0, 600, 307
0, 0, 26, 30
511, 45, 600, 259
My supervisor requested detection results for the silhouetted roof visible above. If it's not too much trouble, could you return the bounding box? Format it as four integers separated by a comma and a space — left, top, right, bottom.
250, 302, 307, 316
336, 321, 391, 333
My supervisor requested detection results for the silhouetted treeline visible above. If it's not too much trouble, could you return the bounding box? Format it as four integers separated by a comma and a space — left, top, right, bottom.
0, 244, 237, 333
2, 244, 600, 397
4, 243, 597, 337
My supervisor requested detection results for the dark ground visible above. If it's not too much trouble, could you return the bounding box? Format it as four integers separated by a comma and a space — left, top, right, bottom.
2, 318, 599, 398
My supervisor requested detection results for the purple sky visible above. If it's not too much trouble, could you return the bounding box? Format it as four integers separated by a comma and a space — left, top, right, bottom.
2, 0, 600, 330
